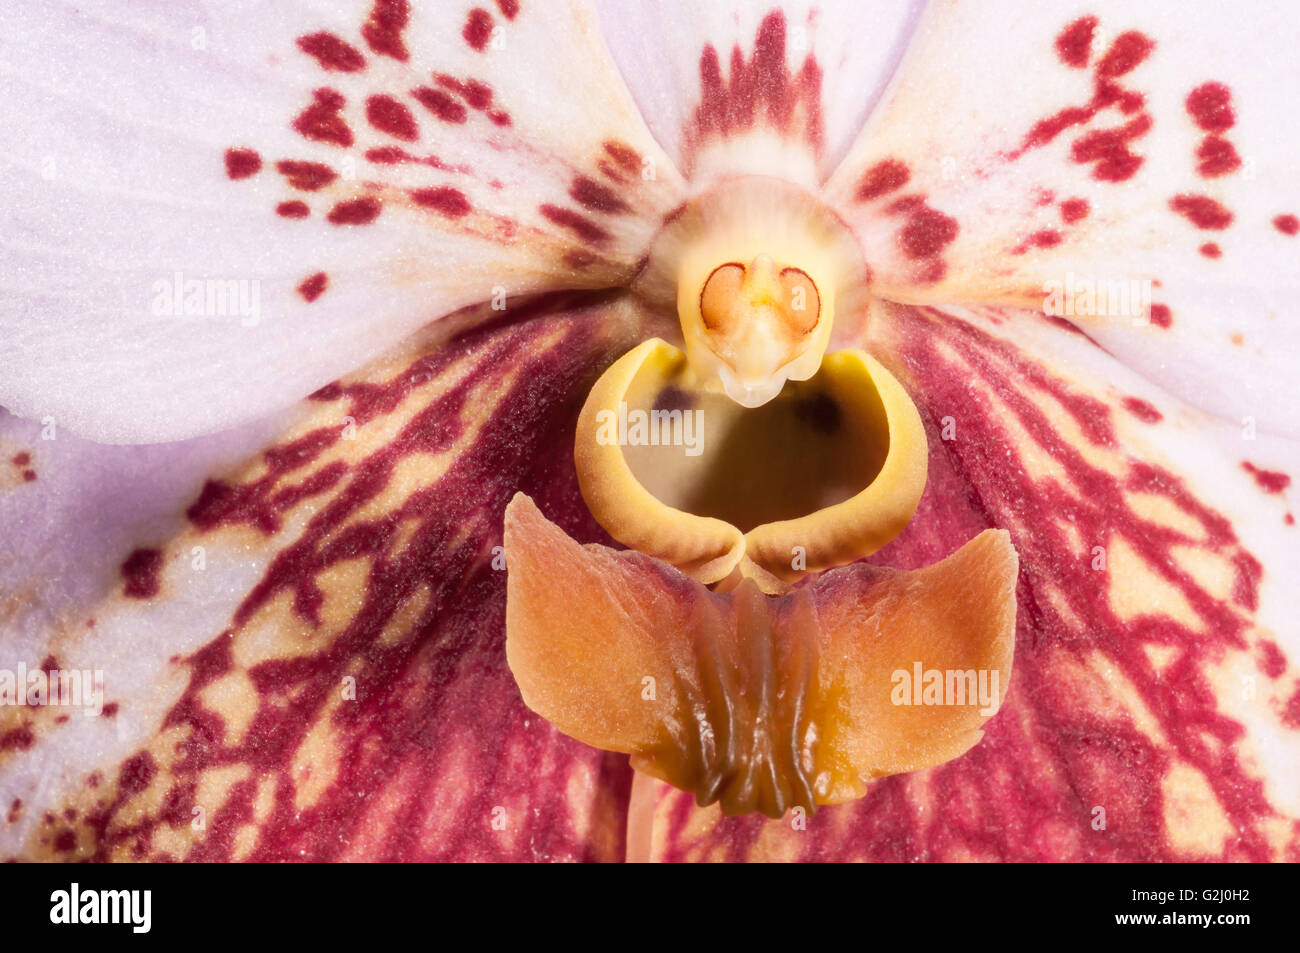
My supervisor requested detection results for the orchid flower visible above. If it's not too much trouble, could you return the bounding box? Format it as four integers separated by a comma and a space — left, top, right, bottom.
0, 0, 1297, 863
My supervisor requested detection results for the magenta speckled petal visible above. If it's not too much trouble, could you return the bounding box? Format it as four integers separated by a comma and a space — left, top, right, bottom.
0, 299, 652, 861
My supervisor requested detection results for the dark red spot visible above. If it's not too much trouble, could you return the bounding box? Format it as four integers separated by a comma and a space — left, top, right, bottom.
1273, 214, 1299, 236
1121, 396, 1162, 424
118, 752, 157, 797
327, 197, 382, 225
413, 87, 468, 124
488, 110, 511, 127
1169, 194, 1234, 230
54, 830, 77, 852
297, 32, 366, 72
1241, 462, 1291, 495
366, 146, 406, 164
539, 204, 611, 245
122, 548, 163, 599
1149, 303, 1172, 328
21, 470, 35, 483
1055, 17, 1097, 68
1096, 32, 1154, 78
275, 160, 337, 191
1071, 114, 1151, 182
1258, 642, 1286, 677
1186, 82, 1234, 133
897, 205, 959, 260
11, 452, 30, 466
362, 0, 410, 62
1026, 229, 1062, 249
855, 159, 910, 202
224, 148, 261, 180
1195, 135, 1241, 177
569, 176, 629, 215
1199, 242, 1221, 259
464, 8, 494, 51
6, 799, 19, 823
1060, 198, 1090, 223
496, 0, 519, 19
277, 201, 310, 219
603, 141, 641, 174
435, 74, 494, 111
102, 702, 120, 719
411, 187, 472, 218
298, 272, 329, 303
293, 89, 353, 148
366, 94, 418, 141
0, 727, 33, 752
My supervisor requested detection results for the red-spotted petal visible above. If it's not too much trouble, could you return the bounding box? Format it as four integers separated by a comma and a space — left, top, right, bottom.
0, 0, 683, 442
635, 301, 1300, 861
0, 296, 653, 860
598, 0, 924, 188
0, 407, 294, 668
824, 0, 1300, 436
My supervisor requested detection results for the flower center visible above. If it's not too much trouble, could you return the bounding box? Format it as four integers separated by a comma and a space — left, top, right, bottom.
635, 176, 867, 408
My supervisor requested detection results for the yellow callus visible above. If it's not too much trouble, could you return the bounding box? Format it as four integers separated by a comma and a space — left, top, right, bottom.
574, 338, 928, 594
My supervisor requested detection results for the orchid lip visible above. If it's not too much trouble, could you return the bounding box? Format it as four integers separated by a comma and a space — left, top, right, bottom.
573, 337, 929, 594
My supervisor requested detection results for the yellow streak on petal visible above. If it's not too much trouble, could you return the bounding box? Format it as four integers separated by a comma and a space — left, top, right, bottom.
1106, 537, 1198, 627
1129, 492, 1208, 541
198, 669, 259, 748
231, 558, 368, 671
1162, 762, 1233, 857
1144, 643, 1180, 674
378, 583, 432, 648
291, 681, 346, 812
1170, 544, 1237, 604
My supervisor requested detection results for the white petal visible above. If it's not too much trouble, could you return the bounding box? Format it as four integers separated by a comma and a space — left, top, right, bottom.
0, 406, 296, 663
824, 0, 1300, 436
0, 0, 684, 443
597, 0, 925, 188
